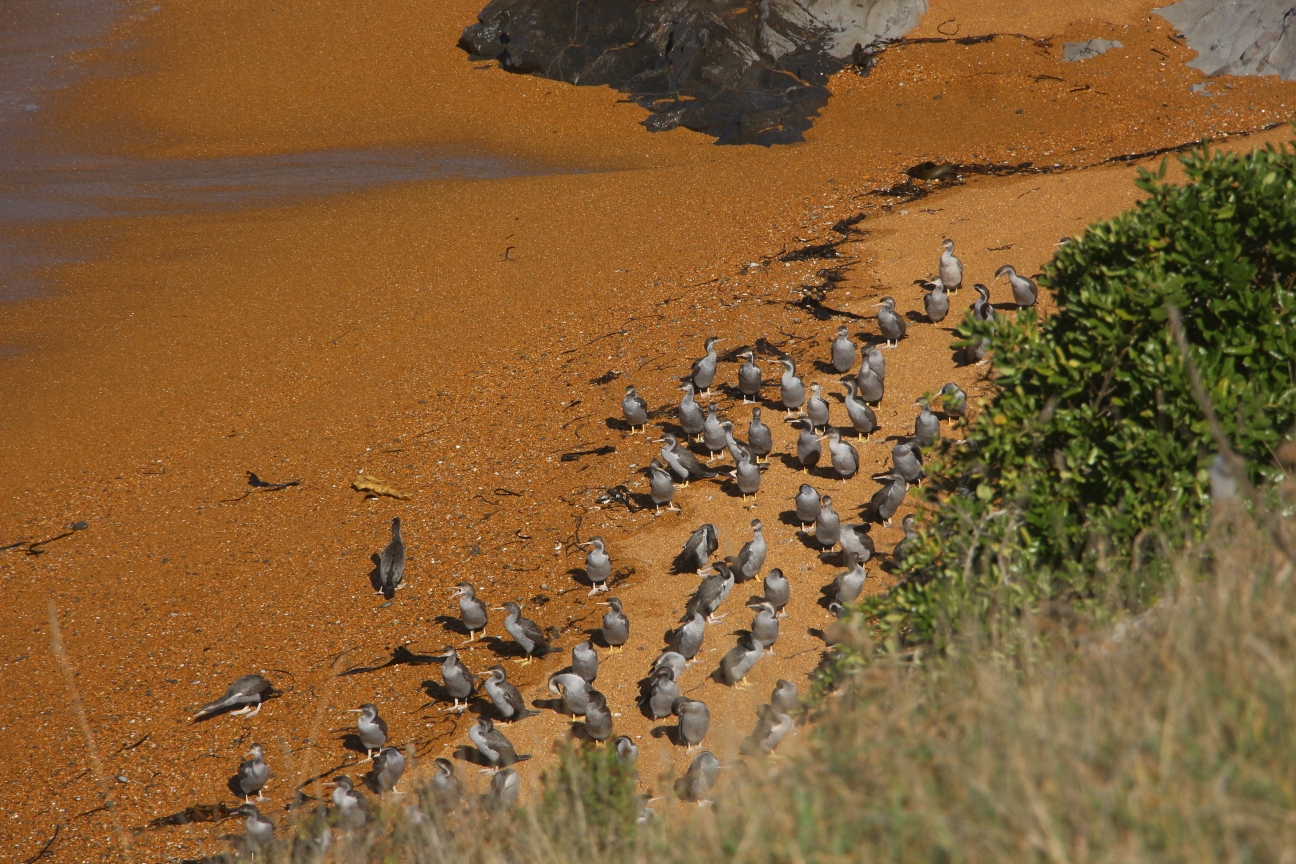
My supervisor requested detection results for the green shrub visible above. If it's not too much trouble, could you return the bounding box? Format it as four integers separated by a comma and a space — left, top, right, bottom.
870, 137, 1296, 649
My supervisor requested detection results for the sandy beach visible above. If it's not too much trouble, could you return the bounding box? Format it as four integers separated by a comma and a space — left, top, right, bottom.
2, 1, 1294, 860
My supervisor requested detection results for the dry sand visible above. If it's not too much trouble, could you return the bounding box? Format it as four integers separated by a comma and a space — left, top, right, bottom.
1, 1, 1294, 861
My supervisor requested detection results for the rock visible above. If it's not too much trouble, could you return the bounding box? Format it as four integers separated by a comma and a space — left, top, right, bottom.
1061, 39, 1124, 62
459, 0, 927, 144
1156, 0, 1296, 80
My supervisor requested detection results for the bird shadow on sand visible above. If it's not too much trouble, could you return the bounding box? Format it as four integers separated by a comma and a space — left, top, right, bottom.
433, 615, 472, 639
777, 509, 812, 530
795, 532, 831, 553
226, 773, 251, 800
452, 746, 531, 768
649, 724, 688, 747
337, 645, 444, 677
337, 732, 371, 759
366, 553, 393, 599
532, 697, 579, 717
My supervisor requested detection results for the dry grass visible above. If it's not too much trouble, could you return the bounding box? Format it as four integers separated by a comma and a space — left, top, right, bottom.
231, 495, 1296, 863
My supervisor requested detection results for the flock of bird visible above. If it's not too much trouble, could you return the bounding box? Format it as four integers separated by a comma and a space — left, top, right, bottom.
188, 239, 1037, 855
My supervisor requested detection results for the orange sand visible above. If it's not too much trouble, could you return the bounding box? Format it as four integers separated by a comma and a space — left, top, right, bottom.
2, 1, 1294, 860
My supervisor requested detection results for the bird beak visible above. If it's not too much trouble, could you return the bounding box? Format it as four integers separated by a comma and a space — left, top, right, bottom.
449, 588, 465, 598
595, 601, 611, 607
491, 606, 509, 611
345, 709, 363, 713
478, 671, 494, 678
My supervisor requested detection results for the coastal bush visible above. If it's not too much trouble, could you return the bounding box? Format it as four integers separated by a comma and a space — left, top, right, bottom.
869, 137, 1296, 649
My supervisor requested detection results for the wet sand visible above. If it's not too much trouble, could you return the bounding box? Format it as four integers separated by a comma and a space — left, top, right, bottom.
2, 1, 1295, 861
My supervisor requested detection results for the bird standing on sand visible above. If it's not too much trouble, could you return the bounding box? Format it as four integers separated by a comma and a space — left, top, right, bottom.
733, 447, 762, 498
923, 278, 949, 322
939, 238, 963, 291
894, 514, 919, 564
687, 562, 735, 623
579, 536, 612, 595
678, 383, 706, 440
450, 582, 488, 644
940, 382, 967, 423
807, 384, 830, 430
795, 483, 821, 529
728, 518, 767, 582
748, 406, 773, 463
193, 674, 273, 721
794, 418, 822, 471
702, 403, 728, 461
372, 747, 405, 794
622, 385, 649, 434
831, 326, 856, 373
469, 716, 522, 773
671, 611, 707, 662
672, 697, 711, 751
497, 601, 551, 663
741, 705, 794, 756
481, 665, 534, 722
721, 631, 764, 687
233, 804, 274, 854
995, 264, 1038, 308
572, 641, 599, 684
824, 427, 859, 481
583, 691, 613, 743
428, 758, 462, 810
691, 337, 722, 397
815, 495, 841, 549
680, 524, 719, 574
737, 351, 763, 404
892, 441, 923, 485
440, 648, 475, 712
675, 751, 720, 802
972, 283, 996, 324
832, 551, 868, 604
875, 297, 907, 348
330, 776, 370, 831
771, 679, 799, 715
548, 672, 591, 716
841, 381, 878, 439
854, 362, 885, 405
763, 568, 790, 616
657, 434, 718, 486
237, 744, 269, 803
351, 703, 388, 759
487, 769, 521, 811
599, 597, 629, 652
646, 459, 680, 515
778, 357, 805, 418
838, 523, 875, 564
915, 399, 940, 449
867, 474, 909, 526
378, 517, 406, 597
866, 347, 886, 383
614, 736, 638, 765
749, 601, 780, 652
649, 665, 682, 718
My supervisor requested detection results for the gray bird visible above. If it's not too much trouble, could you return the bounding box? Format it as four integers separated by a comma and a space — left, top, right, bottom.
598, 597, 629, 652
875, 296, 906, 348
439, 648, 474, 712
825, 428, 859, 481
648, 666, 682, 718
672, 697, 711, 750
691, 337, 722, 397
702, 403, 728, 461
351, 703, 388, 759
737, 350, 762, 404
748, 406, 774, 463
831, 325, 856, 373
614, 736, 639, 765
481, 665, 534, 722
972, 283, 997, 324
763, 568, 790, 616
378, 517, 406, 597
842, 380, 879, 438
749, 601, 780, 651
967, 335, 991, 364
687, 562, 735, 623
486, 768, 520, 811
583, 690, 613, 743
194, 674, 273, 721
654, 651, 688, 681
680, 523, 719, 574
832, 551, 868, 604
371, 747, 405, 794
678, 383, 706, 440
237, 744, 269, 803
1210, 453, 1238, 503
732, 447, 762, 498
548, 672, 591, 716
915, 399, 940, 449
778, 357, 805, 418
657, 433, 718, 485
741, 705, 794, 756
427, 757, 462, 810
893, 514, 919, 564
671, 611, 707, 661
571, 641, 599, 684
721, 420, 751, 465
721, 631, 764, 687
892, 441, 923, 485
579, 536, 611, 596
233, 803, 274, 854
940, 382, 967, 423
867, 474, 908, 525
854, 362, 885, 404
330, 776, 370, 831
728, 519, 766, 582
674, 751, 720, 802
866, 347, 886, 383
450, 582, 488, 644
815, 494, 841, 549
497, 601, 551, 664
807, 383, 830, 430
795, 483, 821, 528
995, 264, 1038, 308
469, 716, 521, 771
939, 238, 963, 291
771, 679, 799, 715
622, 385, 649, 434
794, 418, 822, 471
923, 278, 950, 322
838, 523, 875, 564
646, 458, 680, 514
